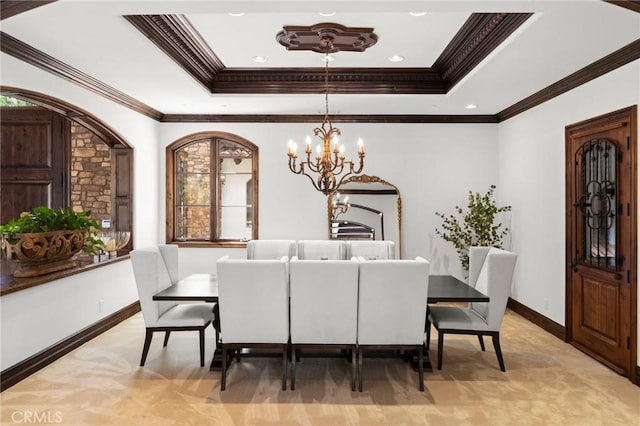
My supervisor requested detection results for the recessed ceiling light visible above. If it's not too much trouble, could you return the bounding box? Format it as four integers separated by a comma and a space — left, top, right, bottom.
465, 104, 478, 109
389, 55, 404, 63
319, 12, 336, 17
321, 55, 336, 63
252, 56, 268, 63
228, 12, 245, 17
409, 12, 427, 17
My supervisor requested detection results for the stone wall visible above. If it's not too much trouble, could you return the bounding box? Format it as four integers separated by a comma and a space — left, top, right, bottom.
70, 123, 111, 225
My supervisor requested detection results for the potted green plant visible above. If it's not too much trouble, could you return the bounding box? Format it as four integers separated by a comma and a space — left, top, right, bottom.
435, 185, 511, 273
0, 206, 104, 277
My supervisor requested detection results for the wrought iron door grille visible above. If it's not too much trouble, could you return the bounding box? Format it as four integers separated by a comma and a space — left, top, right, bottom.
575, 138, 618, 269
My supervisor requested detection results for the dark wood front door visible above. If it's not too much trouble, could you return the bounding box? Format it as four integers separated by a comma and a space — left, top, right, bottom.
0, 107, 70, 223
565, 106, 637, 380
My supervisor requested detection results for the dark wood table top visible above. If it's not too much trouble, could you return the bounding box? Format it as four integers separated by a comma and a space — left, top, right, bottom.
427, 275, 489, 303
153, 273, 488, 303
153, 273, 218, 302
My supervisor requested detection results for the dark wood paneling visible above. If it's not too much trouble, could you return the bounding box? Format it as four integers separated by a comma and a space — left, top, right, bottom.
0, 32, 163, 120
0, 301, 140, 391
507, 297, 566, 341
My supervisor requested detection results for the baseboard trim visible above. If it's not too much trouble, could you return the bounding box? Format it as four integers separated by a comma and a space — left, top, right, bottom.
507, 297, 565, 341
636, 366, 640, 387
0, 301, 140, 391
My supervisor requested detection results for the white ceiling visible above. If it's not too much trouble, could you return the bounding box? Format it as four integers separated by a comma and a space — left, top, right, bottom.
1, 0, 638, 116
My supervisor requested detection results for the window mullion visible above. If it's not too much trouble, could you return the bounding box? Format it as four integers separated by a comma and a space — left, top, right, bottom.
211, 138, 219, 241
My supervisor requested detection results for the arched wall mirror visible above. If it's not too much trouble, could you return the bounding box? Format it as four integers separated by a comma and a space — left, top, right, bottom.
327, 175, 402, 258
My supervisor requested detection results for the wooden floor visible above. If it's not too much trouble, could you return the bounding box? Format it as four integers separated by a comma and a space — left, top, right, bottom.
1, 309, 638, 425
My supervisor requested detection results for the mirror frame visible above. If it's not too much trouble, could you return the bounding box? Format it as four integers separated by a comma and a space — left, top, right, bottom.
327, 174, 402, 258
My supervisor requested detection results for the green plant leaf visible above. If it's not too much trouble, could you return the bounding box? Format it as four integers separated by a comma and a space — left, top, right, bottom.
435, 185, 511, 271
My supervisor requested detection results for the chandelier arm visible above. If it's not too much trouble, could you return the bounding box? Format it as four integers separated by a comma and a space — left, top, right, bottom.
307, 158, 322, 173
354, 154, 366, 173
288, 157, 302, 174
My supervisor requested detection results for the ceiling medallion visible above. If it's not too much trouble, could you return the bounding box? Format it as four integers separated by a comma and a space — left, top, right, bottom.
276, 22, 378, 53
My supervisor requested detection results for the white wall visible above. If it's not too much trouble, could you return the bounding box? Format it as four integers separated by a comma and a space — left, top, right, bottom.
0, 260, 138, 370
0, 54, 159, 370
497, 59, 640, 364
158, 122, 500, 276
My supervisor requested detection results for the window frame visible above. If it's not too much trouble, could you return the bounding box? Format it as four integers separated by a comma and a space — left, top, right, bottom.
166, 131, 259, 247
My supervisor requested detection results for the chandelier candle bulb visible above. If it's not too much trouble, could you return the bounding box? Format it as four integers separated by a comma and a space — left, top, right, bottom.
288, 140, 298, 157
305, 137, 312, 154
358, 138, 365, 154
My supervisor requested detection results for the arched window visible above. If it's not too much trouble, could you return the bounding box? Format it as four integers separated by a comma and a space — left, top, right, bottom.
166, 132, 258, 246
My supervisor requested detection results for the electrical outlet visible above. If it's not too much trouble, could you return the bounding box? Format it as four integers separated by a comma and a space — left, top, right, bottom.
98, 300, 105, 313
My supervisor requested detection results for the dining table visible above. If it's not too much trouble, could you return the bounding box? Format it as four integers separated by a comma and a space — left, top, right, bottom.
153, 273, 490, 371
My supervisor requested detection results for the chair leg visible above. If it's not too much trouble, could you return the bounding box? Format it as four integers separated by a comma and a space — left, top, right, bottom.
437, 331, 444, 370
491, 333, 506, 372
358, 348, 364, 392
478, 335, 486, 351
213, 323, 220, 346
425, 318, 431, 350
199, 328, 205, 367
281, 345, 288, 391
140, 329, 153, 366
290, 346, 297, 390
163, 331, 171, 347
351, 346, 357, 392
418, 345, 424, 392
221, 346, 228, 391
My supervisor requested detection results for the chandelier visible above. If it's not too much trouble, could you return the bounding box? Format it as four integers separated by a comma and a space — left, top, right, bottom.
287, 35, 365, 195
331, 193, 350, 218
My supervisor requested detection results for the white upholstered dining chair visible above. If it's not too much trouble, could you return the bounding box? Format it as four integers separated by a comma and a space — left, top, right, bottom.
357, 257, 430, 391
130, 245, 214, 367
216, 256, 290, 391
346, 240, 395, 260
468, 246, 492, 289
427, 247, 517, 372
296, 240, 346, 260
289, 257, 360, 391
246, 239, 297, 259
